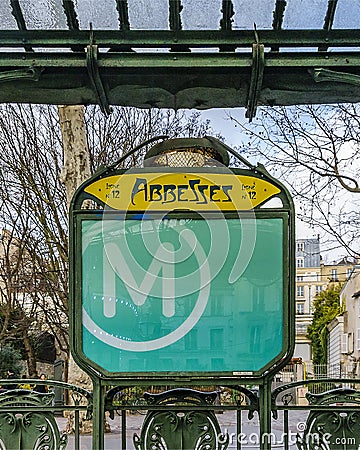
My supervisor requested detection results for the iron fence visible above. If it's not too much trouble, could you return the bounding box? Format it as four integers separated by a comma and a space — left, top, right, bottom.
1, 377, 360, 449
0, 378, 92, 450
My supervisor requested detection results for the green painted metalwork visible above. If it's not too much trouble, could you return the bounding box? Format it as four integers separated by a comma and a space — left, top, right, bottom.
1, 0, 360, 115
296, 388, 360, 450
86, 37, 112, 116
1, 28, 360, 112
220, 1, 235, 31
68, 136, 295, 448
272, 381, 360, 450
132, 389, 229, 450
61, 0, 80, 31
0, 389, 67, 450
1, 377, 360, 449
246, 38, 264, 120
1, 2, 358, 448
69, 137, 295, 384
271, 380, 360, 450
0, 67, 42, 83
0, 378, 92, 450
312, 67, 360, 88
115, 0, 130, 31
169, 0, 183, 31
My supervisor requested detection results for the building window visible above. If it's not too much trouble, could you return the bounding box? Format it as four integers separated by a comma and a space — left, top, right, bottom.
211, 296, 224, 316
297, 242, 304, 252
297, 258, 304, 268
341, 333, 348, 354
331, 269, 338, 281
297, 286, 304, 297
297, 276, 304, 282
185, 329, 197, 351
296, 302, 305, 315
315, 285, 322, 294
210, 328, 224, 350
211, 358, 225, 370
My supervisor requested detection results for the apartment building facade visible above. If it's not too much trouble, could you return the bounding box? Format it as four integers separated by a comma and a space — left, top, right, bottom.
327, 267, 360, 376
295, 237, 356, 362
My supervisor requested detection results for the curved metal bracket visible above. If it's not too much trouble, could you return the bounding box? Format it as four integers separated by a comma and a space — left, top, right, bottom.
93, 135, 168, 177
86, 28, 111, 115
311, 67, 360, 87
246, 32, 265, 121
228, 385, 259, 420
0, 66, 43, 83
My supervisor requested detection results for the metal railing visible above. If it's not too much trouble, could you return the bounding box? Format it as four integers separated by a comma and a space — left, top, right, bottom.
1, 378, 360, 449
0, 378, 92, 450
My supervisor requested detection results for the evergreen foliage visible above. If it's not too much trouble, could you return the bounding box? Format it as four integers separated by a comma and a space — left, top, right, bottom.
0, 344, 23, 377
307, 284, 343, 364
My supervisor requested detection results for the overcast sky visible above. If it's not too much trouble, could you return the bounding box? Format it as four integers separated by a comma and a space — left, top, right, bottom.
199, 107, 356, 263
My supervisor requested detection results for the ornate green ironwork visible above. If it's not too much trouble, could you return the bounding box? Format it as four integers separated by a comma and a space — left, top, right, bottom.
296, 388, 360, 450
0, 67, 42, 83
2, 28, 360, 111
1, 0, 360, 113
133, 388, 229, 450
0, 389, 68, 450
246, 36, 265, 120
230, 385, 259, 419
311, 67, 360, 87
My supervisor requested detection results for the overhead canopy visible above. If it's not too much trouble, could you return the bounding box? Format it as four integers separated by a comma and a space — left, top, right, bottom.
1, 1, 360, 117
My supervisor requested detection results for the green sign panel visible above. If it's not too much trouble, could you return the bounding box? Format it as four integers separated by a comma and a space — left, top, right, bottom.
70, 165, 294, 379
81, 215, 285, 373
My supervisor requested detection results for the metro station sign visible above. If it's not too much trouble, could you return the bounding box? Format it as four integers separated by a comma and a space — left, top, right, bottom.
70, 164, 294, 381
84, 172, 281, 211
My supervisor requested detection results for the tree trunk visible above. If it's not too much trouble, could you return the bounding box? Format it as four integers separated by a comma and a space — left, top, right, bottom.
23, 332, 37, 378
58, 105, 91, 209
58, 105, 93, 433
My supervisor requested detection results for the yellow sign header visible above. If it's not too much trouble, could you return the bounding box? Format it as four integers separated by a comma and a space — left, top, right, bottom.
84, 173, 281, 211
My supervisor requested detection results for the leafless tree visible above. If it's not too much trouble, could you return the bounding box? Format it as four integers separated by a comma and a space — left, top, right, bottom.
0, 104, 217, 375
229, 104, 360, 258
0, 104, 68, 375
85, 107, 215, 171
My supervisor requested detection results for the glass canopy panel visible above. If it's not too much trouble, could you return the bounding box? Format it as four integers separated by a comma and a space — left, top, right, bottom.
18, 0, 68, 30
182, 1, 221, 30
333, 0, 360, 29
77, 0, 119, 30
0, 3, 18, 30
127, 0, 169, 30
232, 0, 274, 30
0, 0, 358, 32
282, 0, 328, 29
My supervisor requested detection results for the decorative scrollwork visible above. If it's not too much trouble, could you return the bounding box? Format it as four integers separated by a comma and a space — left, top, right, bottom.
133, 389, 229, 450
296, 388, 360, 450
0, 390, 68, 450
